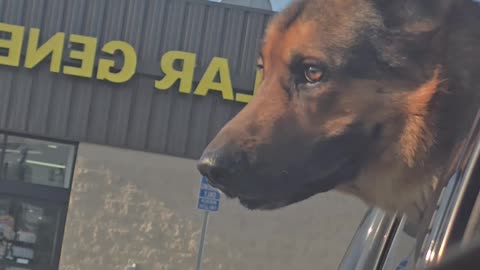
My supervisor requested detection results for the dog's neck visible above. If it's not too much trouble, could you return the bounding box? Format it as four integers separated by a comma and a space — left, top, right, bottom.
338, 0, 480, 225
336, 155, 443, 225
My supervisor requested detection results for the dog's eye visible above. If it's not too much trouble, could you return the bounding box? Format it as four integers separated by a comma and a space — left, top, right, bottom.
304, 66, 324, 83
256, 58, 264, 71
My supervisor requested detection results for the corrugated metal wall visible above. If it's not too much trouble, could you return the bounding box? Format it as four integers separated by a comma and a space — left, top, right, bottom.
0, 0, 273, 159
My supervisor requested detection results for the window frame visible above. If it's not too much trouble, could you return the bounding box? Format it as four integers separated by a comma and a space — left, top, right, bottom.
0, 130, 77, 270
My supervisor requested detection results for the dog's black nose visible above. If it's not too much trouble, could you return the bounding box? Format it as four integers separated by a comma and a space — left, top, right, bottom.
197, 145, 248, 190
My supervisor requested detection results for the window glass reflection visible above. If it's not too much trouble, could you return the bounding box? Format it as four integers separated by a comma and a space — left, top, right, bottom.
0, 196, 62, 269
2, 136, 75, 189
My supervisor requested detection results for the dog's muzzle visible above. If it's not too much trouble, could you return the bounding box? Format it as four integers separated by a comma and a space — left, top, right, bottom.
197, 143, 249, 197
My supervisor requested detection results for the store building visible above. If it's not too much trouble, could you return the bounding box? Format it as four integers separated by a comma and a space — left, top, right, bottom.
0, 0, 367, 269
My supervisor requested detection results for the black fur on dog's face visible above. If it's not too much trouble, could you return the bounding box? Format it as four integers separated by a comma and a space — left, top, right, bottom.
197, 0, 452, 210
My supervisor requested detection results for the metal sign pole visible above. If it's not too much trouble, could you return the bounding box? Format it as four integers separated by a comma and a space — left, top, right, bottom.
196, 176, 219, 270
195, 210, 210, 270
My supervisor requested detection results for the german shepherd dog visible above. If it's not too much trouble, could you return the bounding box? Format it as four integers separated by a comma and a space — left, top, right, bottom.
197, 0, 480, 226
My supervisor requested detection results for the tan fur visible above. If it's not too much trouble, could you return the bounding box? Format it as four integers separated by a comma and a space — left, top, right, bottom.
323, 114, 356, 137
337, 169, 440, 224
400, 68, 443, 167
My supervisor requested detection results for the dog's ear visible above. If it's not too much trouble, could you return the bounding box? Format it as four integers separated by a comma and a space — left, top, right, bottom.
374, 0, 456, 33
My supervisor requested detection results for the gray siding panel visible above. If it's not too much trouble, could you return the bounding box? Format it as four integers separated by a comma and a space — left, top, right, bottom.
66, 79, 94, 140
241, 13, 268, 74
2, 0, 25, 25
63, 0, 88, 34
87, 84, 112, 144
107, 0, 148, 147
146, 90, 172, 153
106, 80, 135, 147
127, 78, 154, 150
205, 8, 241, 142
23, 0, 46, 29
26, 68, 53, 135
0, 70, 15, 128
146, 0, 187, 153
42, 0, 66, 41
7, 70, 32, 131
126, 0, 168, 150
83, 0, 107, 37
0, 0, 274, 159
185, 83, 216, 157
166, 3, 206, 156
47, 76, 73, 138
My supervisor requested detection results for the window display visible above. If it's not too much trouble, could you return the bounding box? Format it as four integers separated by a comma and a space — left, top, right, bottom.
1, 136, 76, 189
0, 197, 62, 270
0, 133, 76, 270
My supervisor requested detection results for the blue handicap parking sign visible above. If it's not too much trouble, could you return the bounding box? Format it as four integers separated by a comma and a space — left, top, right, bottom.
197, 176, 221, 212
396, 258, 409, 270
199, 189, 221, 200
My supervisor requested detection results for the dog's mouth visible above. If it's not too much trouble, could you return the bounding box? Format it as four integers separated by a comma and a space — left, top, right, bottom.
210, 158, 360, 211
207, 177, 318, 211
238, 197, 293, 210
200, 121, 371, 211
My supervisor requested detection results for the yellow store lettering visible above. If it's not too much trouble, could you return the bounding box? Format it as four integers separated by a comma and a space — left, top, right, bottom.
96, 40, 137, 83
193, 57, 234, 101
63, 34, 97, 78
25, 29, 65, 73
0, 23, 25, 67
0, 22, 261, 103
155, 51, 196, 93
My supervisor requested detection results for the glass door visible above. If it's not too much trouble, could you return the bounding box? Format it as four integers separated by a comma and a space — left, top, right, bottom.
0, 132, 76, 270
0, 196, 66, 270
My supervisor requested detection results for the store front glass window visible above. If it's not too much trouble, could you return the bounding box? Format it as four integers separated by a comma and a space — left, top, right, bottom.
0, 133, 76, 270
0, 196, 63, 270
2, 136, 76, 189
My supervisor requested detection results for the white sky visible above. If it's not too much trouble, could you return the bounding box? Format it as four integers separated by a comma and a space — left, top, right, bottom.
209, 0, 293, 11
271, 0, 292, 11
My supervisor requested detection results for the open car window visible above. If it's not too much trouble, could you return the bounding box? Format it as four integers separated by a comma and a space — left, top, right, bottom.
340, 108, 480, 270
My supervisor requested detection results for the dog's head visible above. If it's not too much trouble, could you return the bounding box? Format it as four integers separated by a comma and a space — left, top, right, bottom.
197, 0, 454, 211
